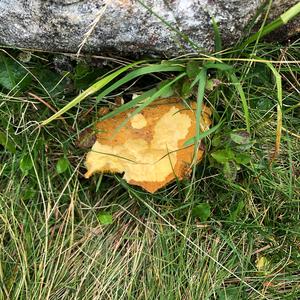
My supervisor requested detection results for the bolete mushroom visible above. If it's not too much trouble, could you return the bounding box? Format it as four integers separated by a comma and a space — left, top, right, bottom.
84, 98, 212, 193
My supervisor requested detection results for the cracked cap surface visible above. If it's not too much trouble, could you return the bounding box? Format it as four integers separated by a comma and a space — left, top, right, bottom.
84, 98, 211, 193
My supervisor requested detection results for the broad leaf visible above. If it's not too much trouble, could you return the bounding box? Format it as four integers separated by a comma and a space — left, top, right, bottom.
192, 203, 211, 222
234, 153, 251, 165
56, 157, 70, 174
97, 212, 113, 225
230, 130, 250, 145
211, 149, 234, 164
0, 130, 16, 153
0, 53, 31, 91
20, 155, 33, 174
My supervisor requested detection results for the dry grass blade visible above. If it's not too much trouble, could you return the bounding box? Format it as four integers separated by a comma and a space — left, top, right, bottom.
76, 0, 112, 57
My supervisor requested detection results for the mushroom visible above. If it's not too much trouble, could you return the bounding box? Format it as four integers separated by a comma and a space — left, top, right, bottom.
84, 98, 212, 193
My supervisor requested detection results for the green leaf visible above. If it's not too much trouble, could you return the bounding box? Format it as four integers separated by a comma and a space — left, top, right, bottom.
0, 53, 32, 91
211, 149, 235, 164
248, 64, 271, 85
97, 212, 113, 225
0, 131, 16, 153
234, 153, 251, 165
192, 203, 211, 222
20, 155, 33, 174
181, 78, 192, 98
33, 68, 66, 95
256, 255, 271, 275
186, 61, 201, 79
236, 142, 255, 151
256, 98, 273, 111
230, 130, 250, 145
212, 17, 222, 54
223, 161, 237, 181
56, 157, 69, 174
211, 134, 222, 147
75, 63, 90, 79
205, 79, 215, 91
73, 63, 108, 91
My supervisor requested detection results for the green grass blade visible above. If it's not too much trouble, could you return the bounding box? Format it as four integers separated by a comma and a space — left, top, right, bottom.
95, 64, 185, 102
184, 122, 223, 147
212, 17, 222, 55
195, 68, 207, 146
241, 2, 300, 47
191, 62, 233, 90
203, 62, 233, 71
229, 73, 250, 133
112, 73, 186, 137
265, 62, 282, 159
186, 67, 207, 200
98, 88, 157, 122
41, 61, 145, 126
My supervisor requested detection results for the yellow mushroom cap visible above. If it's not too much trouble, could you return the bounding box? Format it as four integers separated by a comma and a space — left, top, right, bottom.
84, 98, 212, 193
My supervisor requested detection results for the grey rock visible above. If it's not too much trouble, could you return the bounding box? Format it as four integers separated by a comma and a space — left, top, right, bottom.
0, 0, 298, 57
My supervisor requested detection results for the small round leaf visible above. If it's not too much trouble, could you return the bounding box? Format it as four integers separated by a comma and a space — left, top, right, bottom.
97, 213, 113, 225
192, 203, 211, 222
20, 155, 33, 174
56, 157, 69, 174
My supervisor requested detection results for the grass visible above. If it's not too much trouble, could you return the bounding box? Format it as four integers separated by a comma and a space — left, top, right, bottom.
1, 9, 300, 300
